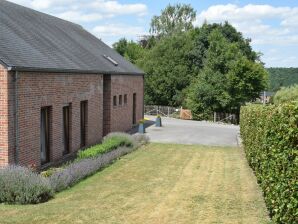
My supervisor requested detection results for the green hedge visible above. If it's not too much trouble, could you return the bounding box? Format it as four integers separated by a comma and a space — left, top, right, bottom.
240, 103, 298, 223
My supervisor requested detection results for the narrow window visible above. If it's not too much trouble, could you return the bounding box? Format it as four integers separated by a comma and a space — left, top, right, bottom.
41, 107, 51, 165
113, 96, 117, 106
124, 94, 127, 105
119, 95, 122, 106
132, 93, 137, 125
63, 105, 71, 155
80, 101, 88, 147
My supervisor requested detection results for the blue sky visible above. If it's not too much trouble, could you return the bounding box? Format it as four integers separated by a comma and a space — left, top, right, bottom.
8, 0, 298, 67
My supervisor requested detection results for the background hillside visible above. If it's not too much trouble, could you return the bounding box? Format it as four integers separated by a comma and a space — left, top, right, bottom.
267, 68, 298, 92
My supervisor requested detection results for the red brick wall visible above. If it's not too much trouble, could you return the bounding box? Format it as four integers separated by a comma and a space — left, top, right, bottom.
0, 65, 9, 166
110, 75, 144, 132
0, 70, 143, 168
16, 72, 103, 168
0, 65, 15, 167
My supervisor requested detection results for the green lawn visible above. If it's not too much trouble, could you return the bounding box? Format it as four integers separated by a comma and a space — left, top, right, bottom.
0, 143, 270, 224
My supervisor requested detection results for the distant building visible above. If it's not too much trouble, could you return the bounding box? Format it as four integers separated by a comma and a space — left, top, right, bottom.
259, 91, 275, 104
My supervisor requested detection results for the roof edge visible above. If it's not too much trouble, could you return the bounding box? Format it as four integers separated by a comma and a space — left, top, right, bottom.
8, 66, 145, 76
0, 58, 10, 68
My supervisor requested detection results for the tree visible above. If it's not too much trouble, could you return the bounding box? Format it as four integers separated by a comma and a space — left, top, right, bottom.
112, 38, 128, 56
113, 38, 145, 64
186, 29, 268, 118
150, 4, 196, 37
189, 22, 258, 70
137, 32, 197, 106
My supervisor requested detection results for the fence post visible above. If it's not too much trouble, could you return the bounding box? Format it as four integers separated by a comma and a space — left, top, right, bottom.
214, 112, 216, 122
167, 107, 170, 117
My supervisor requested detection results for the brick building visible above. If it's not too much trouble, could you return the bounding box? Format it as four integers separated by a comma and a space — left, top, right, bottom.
0, 1, 144, 168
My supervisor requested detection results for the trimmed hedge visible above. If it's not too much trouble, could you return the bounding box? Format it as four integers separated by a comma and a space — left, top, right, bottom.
240, 103, 298, 223
273, 84, 298, 105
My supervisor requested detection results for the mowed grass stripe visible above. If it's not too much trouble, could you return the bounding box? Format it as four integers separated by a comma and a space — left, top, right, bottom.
0, 143, 270, 224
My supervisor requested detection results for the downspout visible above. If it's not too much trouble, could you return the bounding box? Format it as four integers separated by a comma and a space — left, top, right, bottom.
14, 71, 19, 164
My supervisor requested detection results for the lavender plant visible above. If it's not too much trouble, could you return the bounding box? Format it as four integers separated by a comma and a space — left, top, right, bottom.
0, 166, 53, 204
132, 134, 150, 147
49, 146, 135, 192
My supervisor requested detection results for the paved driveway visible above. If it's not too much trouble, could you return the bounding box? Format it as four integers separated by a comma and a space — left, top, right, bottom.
144, 116, 240, 147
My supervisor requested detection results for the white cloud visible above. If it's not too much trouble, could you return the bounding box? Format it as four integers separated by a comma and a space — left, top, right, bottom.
8, 0, 148, 21
196, 4, 298, 46
90, 0, 147, 16
56, 11, 104, 23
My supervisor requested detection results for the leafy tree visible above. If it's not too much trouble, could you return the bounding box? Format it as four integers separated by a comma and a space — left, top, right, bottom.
137, 32, 197, 106
189, 22, 258, 70
113, 38, 145, 64
186, 29, 268, 118
112, 38, 128, 56
150, 4, 196, 37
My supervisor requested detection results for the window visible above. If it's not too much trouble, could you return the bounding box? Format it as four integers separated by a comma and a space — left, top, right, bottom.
40, 107, 51, 165
80, 101, 88, 147
103, 55, 118, 66
133, 93, 136, 125
113, 96, 117, 106
119, 95, 122, 106
63, 105, 71, 155
124, 94, 127, 105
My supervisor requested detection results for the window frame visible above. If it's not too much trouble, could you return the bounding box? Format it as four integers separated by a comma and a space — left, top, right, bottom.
124, 94, 127, 105
80, 101, 88, 148
119, 95, 123, 106
40, 106, 51, 165
113, 95, 117, 107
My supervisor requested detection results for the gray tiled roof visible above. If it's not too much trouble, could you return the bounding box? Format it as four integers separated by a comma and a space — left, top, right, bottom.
0, 0, 144, 75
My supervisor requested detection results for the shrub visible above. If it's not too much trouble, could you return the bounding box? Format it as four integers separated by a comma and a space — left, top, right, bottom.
133, 133, 150, 147
49, 146, 135, 192
0, 166, 53, 204
240, 103, 298, 223
273, 84, 298, 105
77, 132, 135, 160
40, 167, 64, 178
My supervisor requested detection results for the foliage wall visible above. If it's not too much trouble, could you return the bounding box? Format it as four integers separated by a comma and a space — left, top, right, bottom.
267, 68, 298, 92
240, 103, 298, 223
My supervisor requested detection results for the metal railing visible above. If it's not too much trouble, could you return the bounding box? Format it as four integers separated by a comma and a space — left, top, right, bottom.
144, 105, 179, 117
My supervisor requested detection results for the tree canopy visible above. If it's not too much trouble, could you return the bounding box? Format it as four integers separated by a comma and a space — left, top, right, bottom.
137, 32, 197, 106
113, 3, 270, 119
150, 4, 196, 37
112, 38, 144, 64
185, 29, 267, 118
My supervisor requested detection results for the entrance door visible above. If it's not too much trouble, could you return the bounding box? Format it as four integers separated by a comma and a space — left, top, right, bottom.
132, 93, 136, 125
41, 107, 50, 165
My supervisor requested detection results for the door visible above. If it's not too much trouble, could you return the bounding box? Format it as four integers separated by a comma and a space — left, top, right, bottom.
41, 107, 50, 165
132, 93, 137, 125
63, 106, 70, 155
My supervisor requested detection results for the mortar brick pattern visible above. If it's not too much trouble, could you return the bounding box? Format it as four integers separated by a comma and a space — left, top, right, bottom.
0, 68, 144, 169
